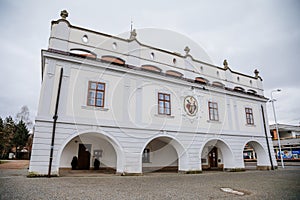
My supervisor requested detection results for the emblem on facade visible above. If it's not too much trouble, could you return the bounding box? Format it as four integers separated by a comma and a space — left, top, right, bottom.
184, 96, 198, 116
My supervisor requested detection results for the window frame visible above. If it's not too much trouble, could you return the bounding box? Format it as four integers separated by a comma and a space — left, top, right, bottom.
208, 101, 219, 121
158, 93, 171, 115
245, 107, 254, 125
87, 81, 106, 107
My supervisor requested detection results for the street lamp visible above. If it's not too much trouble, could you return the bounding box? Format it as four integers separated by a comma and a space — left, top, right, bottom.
270, 89, 284, 168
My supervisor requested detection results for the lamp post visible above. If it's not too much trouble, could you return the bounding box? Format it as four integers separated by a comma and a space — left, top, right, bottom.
270, 89, 284, 168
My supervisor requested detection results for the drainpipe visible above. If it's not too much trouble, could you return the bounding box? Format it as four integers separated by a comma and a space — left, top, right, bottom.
261, 105, 274, 170
48, 68, 64, 177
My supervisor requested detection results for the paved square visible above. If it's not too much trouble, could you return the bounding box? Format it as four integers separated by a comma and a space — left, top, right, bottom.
0, 162, 299, 200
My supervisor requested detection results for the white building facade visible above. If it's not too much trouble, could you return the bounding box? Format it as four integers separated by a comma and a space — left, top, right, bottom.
29, 11, 277, 176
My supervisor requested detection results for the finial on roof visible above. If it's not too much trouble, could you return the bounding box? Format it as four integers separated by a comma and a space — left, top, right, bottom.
254, 69, 263, 80
223, 59, 229, 70
60, 10, 69, 19
254, 69, 259, 78
129, 29, 137, 40
184, 46, 190, 55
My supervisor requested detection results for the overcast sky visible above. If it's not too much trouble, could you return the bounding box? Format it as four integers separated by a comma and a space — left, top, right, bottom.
0, 0, 299, 126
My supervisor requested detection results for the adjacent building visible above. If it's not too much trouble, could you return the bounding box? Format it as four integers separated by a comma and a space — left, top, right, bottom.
29, 11, 277, 176
270, 124, 300, 160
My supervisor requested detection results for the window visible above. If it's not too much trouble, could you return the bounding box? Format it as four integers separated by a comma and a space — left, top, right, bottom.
82, 35, 88, 43
150, 52, 155, 60
141, 65, 162, 73
70, 48, 96, 59
142, 148, 150, 163
195, 77, 209, 85
173, 58, 177, 65
87, 81, 105, 107
245, 108, 254, 125
101, 55, 125, 65
158, 93, 171, 115
208, 101, 219, 121
166, 70, 183, 78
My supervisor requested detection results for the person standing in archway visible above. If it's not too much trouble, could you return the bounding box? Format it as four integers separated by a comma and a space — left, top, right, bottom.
71, 156, 78, 170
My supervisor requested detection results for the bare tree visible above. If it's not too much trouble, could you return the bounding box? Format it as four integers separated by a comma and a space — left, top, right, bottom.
16, 105, 33, 130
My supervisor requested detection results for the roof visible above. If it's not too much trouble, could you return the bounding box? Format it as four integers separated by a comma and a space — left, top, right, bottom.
270, 124, 300, 132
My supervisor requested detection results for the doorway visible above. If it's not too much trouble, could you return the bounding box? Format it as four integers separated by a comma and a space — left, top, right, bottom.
209, 147, 218, 168
78, 144, 91, 170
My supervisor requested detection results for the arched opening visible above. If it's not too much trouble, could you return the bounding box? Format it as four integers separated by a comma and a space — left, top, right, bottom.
141, 64, 162, 73
234, 86, 245, 92
212, 81, 225, 88
247, 89, 257, 95
70, 48, 97, 59
101, 55, 125, 65
243, 141, 270, 170
59, 132, 122, 175
166, 70, 183, 78
141, 136, 187, 173
201, 139, 235, 171
195, 77, 209, 85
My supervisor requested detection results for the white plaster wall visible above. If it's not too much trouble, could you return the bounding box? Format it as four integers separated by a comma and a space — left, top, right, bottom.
40, 56, 267, 138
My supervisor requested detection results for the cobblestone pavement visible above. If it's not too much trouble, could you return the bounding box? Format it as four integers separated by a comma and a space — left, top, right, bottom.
0, 163, 299, 200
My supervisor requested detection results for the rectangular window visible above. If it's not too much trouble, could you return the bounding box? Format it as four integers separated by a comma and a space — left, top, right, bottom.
245, 107, 254, 125
87, 81, 105, 107
158, 93, 171, 115
142, 148, 150, 163
208, 101, 219, 121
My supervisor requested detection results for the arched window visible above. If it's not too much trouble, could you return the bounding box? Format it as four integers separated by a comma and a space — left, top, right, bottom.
234, 86, 245, 92
247, 89, 257, 95
70, 48, 97, 59
212, 81, 225, 88
195, 77, 209, 85
166, 70, 183, 78
101, 55, 125, 65
141, 65, 162, 73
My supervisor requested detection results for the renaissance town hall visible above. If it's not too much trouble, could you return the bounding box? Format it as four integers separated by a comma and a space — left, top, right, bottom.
29, 11, 277, 176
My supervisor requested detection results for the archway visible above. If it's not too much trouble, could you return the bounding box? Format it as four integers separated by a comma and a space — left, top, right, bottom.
243, 141, 270, 170
58, 131, 124, 175
141, 136, 188, 173
201, 139, 235, 170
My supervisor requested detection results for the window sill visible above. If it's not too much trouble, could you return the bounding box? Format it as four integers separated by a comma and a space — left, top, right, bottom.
155, 114, 175, 118
245, 124, 256, 127
81, 105, 109, 111
207, 120, 221, 124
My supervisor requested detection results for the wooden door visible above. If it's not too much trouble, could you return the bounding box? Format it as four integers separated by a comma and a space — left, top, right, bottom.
208, 147, 218, 168
78, 144, 91, 170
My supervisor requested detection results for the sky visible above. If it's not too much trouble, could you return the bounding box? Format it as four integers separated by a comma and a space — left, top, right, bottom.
0, 0, 299, 126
